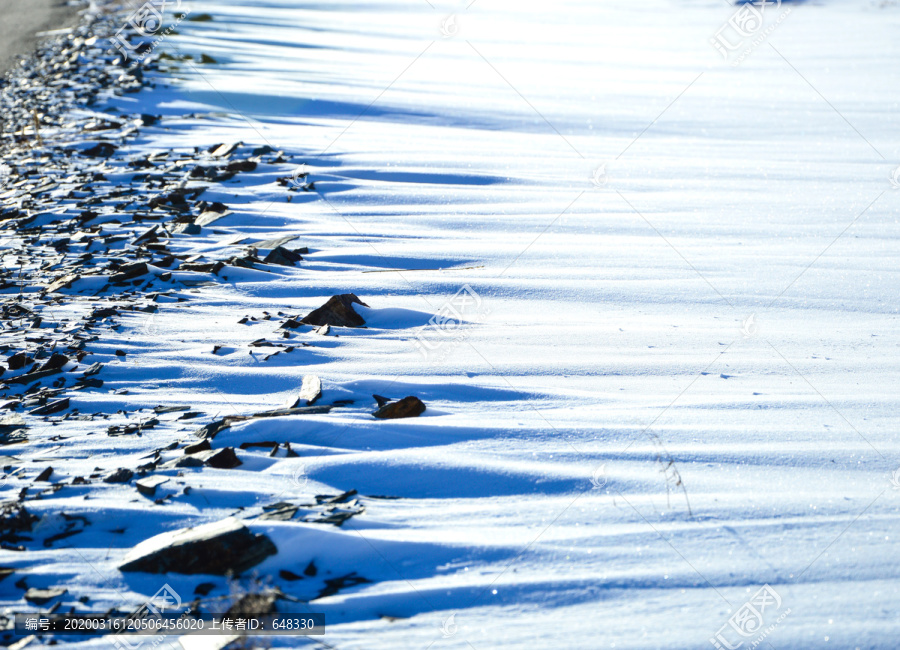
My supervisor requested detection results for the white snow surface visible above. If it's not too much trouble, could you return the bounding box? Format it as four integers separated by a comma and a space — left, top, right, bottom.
5, 0, 900, 648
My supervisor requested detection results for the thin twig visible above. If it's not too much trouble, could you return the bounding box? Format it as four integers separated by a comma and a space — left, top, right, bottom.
32, 110, 43, 146
361, 265, 484, 274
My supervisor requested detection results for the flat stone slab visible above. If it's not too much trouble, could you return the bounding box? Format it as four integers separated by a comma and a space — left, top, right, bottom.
119, 517, 277, 575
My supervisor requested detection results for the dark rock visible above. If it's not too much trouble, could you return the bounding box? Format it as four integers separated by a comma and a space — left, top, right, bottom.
7, 352, 29, 370
38, 353, 69, 372
140, 114, 159, 126
373, 394, 391, 408
373, 396, 426, 420
263, 246, 303, 267
180, 261, 224, 274
184, 439, 211, 455
74, 377, 103, 389
250, 405, 332, 418
115, 350, 126, 357
225, 160, 255, 172
29, 398, 69, 416
119, 518, 277, 575
162, 455, 204, 469
258, 503, 298, 521
110, 262, 148, 283
103, 468, 134, 484
194, 447, 242, 469
34, 467, 54, 482
194, 418, 232, 440
317, 489, 359, 505
82, 142, 117, 158
316, 572, 370, 599
9, 367, 62, 385
300, 294, 368, 328
279, 569, 303, 581
304, 560, 317, 577
239, 441, 279, 450
194, 582, 215, 596
0, 503, 38, 537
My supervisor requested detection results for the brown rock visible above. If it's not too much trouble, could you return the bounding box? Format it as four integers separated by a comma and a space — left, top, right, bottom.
373, 396, 426, 420
300, 294, 368, 328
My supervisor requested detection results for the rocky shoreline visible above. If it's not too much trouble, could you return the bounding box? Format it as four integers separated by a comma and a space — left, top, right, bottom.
0, 3, 425, 645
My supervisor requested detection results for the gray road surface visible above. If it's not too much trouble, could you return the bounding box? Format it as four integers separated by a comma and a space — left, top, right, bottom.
0, 0, 78, 75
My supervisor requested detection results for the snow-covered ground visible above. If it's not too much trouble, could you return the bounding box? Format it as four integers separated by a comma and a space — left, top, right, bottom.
6, 0, 900, 648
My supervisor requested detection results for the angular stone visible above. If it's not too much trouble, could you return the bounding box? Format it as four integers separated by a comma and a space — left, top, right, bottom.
9, 367, 62, 385
46, 273, 80, 293
263, 246, 302, 267
195, 210, 230, 227
173, 223, 201, 235
37, 353, 69, 372
28, 398, 69, 416
373, 396, 426, 420
194, 418, 232, 440
82, 142, 117, 158
103, 468, 134, 484
110, 262, 149, 283
24, 587, 67, 605
297, 374, 321, 406
300, 294, 368, 328
119, 518, 277, 575
184, 439, 211, 454
193, 447, 242, 469
7, 352, 29, 370
136, 475, 169, 497
210, 142, 241, 157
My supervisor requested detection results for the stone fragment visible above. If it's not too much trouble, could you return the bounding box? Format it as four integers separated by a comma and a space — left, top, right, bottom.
300, 294, 368, 328
373, 396, 426, 420
119, 518, 277, 575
